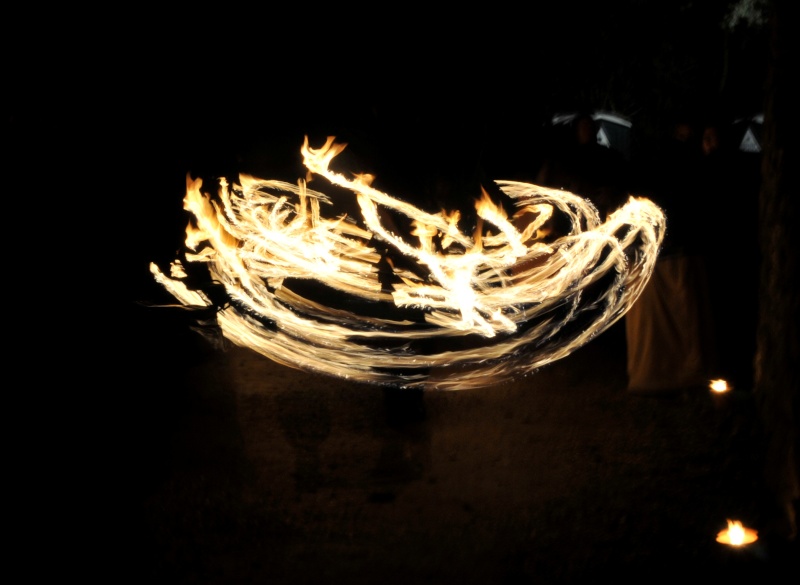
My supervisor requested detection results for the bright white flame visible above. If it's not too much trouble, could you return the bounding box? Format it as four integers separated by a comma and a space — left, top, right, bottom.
150, 136, 666, 390
710, 379, 731, 393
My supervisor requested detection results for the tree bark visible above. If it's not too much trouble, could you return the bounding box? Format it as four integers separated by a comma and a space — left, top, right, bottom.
755, 0, 799, 541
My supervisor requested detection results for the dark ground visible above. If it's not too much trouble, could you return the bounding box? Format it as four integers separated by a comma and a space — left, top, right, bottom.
95, 304, 796, 585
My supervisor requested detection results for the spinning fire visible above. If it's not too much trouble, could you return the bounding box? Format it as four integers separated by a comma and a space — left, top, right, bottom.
151, 137, 666, 390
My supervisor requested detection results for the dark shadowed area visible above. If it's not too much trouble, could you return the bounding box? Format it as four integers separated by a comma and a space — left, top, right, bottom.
106, 311, 794, 584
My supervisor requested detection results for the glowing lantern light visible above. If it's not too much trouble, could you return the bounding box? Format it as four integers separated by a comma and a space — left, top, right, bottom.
150, 136, 666, 390
716, 519, 758, 546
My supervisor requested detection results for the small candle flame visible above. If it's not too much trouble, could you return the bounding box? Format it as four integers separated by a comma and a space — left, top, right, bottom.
716, 519, 758, 546
709, 379, 731, 393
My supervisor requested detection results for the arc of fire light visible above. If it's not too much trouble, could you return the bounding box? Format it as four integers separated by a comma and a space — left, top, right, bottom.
151, 136, 666, 390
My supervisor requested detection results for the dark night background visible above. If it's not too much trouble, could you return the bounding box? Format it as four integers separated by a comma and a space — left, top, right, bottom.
98, 0, 769, 295
11, 1, 796, 582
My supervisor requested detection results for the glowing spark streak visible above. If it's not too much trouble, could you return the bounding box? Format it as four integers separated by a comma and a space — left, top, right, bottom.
151, 137, 666, 390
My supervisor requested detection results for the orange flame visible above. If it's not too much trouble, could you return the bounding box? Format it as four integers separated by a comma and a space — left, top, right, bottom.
716, 520, 758, 546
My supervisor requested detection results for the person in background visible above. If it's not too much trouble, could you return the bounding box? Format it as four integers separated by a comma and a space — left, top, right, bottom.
536, 111, 630, 221
624, 114, 717, 395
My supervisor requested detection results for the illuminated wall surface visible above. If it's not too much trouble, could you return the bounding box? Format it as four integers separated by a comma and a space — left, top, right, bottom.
152, 137, 666, 390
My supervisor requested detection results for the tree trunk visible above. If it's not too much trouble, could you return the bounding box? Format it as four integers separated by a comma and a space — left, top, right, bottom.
754, 0, 799, 541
